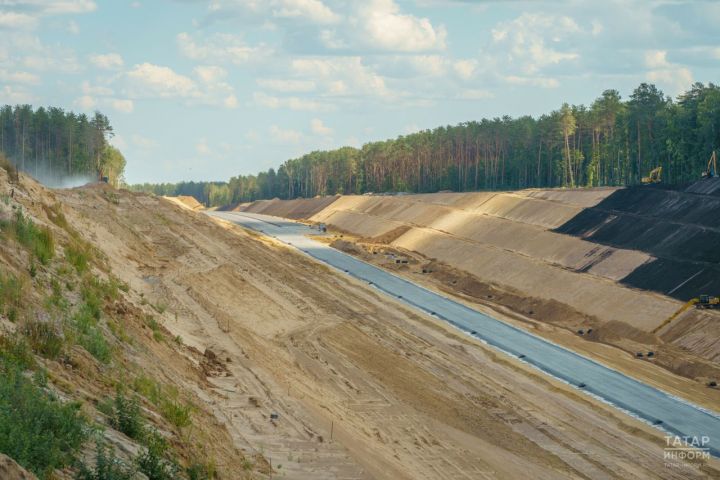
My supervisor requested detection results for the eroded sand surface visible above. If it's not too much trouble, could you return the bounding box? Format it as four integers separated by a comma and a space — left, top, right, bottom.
56, 186, 719, 479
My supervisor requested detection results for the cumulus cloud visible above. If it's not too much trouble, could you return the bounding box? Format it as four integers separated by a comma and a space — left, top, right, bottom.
310, 118, 332, 136
490, 13, 581, 75
124, 62, 238, 108
111, 98, 134, 113
0, 68, 39, 85
257, 78, 316, 92
253, 92, 329, 111
644, 49, 693, 96
74, 94, 96, 110
177, 32, 270, 65
270, 125, 302, 143
89, 53, 124, 70
291, 56, 391, 98
358, 0, 446, 52
273, 0, 339, 24
126, 63, 196, 98
0, 11, 37, 29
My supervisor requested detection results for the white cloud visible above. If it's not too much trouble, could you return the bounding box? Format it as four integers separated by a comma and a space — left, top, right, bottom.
644, 50, 669, 69
453, 59, 477, 80
126, 63, 197, 98
124, 62, 238, 109
1, 85, 37, 103
0, 11, 37, 29
358, 0, 446, 52
257, 78, 316, 92
490, 13, 581, 75
254, 92, 329, 111
111, 98, 134, 113
177, 32, 269, 65
273, 0, 339, 24
194, 65, 227, 83
28, 0, 97, 15
310, 118, 332, 136
270, 125, 302, 143
81, 80, 113, 96
74, 94, 96, 110
505, 75, 559, 89
291, 56, 391, 98
196, 137, 212, 155
89, 52, 124, 70
0, 69, 39, 85
456, 89, 494, 100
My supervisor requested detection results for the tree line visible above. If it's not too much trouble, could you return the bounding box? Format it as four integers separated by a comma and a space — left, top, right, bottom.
0, 105, 126, 187
132, 82, 720, 206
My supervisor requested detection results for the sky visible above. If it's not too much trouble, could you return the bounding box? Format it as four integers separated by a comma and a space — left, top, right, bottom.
1, 0, 720, 184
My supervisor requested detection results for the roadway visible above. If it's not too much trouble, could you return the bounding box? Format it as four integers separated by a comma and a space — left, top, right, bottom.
209, 210, 720, 456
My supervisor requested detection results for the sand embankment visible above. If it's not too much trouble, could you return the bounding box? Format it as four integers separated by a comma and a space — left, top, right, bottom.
243, 185, 720, 383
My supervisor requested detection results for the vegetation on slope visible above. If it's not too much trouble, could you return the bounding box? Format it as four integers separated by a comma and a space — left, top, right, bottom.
134, 82, 720, 206
0, 167, 249, 479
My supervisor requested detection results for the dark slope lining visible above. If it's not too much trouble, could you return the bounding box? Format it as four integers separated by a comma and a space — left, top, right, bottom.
555, 182, 720, 301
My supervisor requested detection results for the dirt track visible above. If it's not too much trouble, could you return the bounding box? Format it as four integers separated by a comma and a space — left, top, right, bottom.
53, 185, 720, 478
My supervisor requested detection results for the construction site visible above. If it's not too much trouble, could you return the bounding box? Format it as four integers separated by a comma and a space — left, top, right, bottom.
2, 161, 720, 479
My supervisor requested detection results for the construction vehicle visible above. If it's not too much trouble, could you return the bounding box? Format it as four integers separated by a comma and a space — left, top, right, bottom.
642, 166, 662, 184
703, 151, 717, 179
696, 294, 720, 310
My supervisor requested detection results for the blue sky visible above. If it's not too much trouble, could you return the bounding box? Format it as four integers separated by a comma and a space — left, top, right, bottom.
1, 0, 719, 184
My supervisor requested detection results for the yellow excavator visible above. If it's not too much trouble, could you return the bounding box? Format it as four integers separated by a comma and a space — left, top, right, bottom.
696, 295, 720, 310
703, 151, 717, 179
642, 166, 662, 184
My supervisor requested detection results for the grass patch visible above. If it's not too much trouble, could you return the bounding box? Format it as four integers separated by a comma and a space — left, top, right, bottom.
133, 375, 192, 428
65, 240, 92, 273
23, 319, 64, 360
0, 272, 23, 322
107, 390, 144, 440
2, 210, 55, 265
0, 360, 88, 478
76, 441, 135, 480
136, 430, 179, 480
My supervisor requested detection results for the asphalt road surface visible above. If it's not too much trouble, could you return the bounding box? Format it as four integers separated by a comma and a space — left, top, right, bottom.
209, 210, 720, 456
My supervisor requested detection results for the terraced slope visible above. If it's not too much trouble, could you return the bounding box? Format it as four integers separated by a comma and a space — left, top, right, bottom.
236, 182, 720, 384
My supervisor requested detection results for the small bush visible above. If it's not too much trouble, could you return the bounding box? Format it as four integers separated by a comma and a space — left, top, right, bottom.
133, 376, 192, 429
109, 391, 144, 440
0, 272, 23, 321
136, 430, 179, 480
0, 335, 35, 370
11, 210, 55, 265
66, 240, 92, 273
0, 364, 88, 479
76, 441, 135, 480
23, 319, 64, 360
187, 461, 216, 480
71, 305, 111, 363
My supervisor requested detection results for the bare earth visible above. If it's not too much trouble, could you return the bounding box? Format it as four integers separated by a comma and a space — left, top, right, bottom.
56, 186, 719, 479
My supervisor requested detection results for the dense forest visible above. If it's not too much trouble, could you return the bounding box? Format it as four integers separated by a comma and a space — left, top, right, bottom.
0, 105, 126, 187
132, 82, 720, 206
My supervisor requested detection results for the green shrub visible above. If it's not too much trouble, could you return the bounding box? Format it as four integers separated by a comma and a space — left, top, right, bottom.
0, 335, 34, 370
187, 461, 216, 480
11, 210, 55, 265
109, 391, 144, 440
0, 364, 88, 479
23, 320, 64, 360
79, 329, 111, 363
66, 240, 92, 273
76, 441, 135, 480
0, 272, 23, 321
136, 430, 178, 480
132, 376, 192, 429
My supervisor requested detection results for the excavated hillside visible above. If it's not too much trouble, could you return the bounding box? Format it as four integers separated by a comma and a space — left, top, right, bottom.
2, 170, 719, 478
236, 181, 720, 394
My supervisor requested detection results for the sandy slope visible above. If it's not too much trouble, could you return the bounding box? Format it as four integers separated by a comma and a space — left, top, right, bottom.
52, 185, 720, 478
